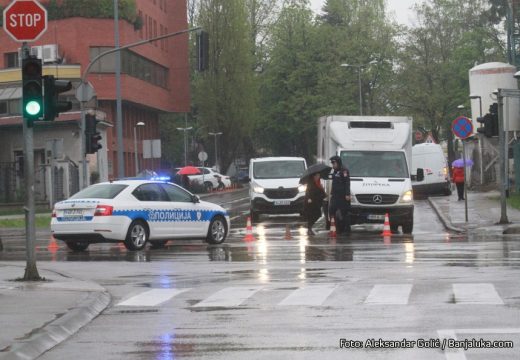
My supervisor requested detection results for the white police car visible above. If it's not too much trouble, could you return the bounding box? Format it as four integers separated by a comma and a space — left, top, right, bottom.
51, 179, 230, 251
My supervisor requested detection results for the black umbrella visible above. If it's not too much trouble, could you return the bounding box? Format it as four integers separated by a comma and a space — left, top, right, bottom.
299, 163, 332, 184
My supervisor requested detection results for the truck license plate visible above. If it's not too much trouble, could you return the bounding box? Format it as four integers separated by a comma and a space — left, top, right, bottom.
274, 200, 290, 206
367, 214, 385, 221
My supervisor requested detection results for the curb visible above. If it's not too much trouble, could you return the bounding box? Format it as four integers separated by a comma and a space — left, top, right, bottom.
0, 290, 111, 360
428, 197, 465, 233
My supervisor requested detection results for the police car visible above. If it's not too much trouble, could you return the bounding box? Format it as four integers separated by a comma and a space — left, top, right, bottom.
51, 179, 230, 251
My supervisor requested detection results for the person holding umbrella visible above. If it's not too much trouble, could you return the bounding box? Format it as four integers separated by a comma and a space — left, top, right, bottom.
451, 158, 473, 201
301, 165, 329, 235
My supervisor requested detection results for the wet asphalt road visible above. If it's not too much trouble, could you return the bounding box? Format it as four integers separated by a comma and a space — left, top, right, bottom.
1, 189, 520, 359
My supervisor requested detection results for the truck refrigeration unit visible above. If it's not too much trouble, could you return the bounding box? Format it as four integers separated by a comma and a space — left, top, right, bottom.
318, 116, 424, 234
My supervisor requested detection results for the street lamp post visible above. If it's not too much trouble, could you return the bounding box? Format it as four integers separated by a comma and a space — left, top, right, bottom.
208, 132, 223, 171
340, 60, 377, 115
177, 127, 193, 166
133, 121, 145, 175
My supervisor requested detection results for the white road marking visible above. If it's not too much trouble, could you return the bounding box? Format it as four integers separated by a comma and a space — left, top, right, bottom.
278, 284, 337, 306
452, 283, 504, 305
218, 197, 250, 206
364, 284, 413, 305
117, 288, 190, 307
193, 287, 262, 307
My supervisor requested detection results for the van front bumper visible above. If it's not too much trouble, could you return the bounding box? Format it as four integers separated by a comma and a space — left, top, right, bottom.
349, 205, 414, 225
251, 197, 305, 214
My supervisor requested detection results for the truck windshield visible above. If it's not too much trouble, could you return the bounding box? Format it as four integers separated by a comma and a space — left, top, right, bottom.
253, 161, 306, 179
340, 151, 409, 178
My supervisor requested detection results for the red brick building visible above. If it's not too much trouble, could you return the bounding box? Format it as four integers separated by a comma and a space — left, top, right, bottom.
0, 0, 190, 178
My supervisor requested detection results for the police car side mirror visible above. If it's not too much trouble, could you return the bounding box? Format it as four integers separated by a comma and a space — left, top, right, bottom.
412, 168, 425, 182
192, 195, 200, 203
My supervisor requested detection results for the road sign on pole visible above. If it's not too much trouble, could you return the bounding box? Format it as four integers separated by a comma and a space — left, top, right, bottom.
3, 0, 48, 42
451, 116, 473, 139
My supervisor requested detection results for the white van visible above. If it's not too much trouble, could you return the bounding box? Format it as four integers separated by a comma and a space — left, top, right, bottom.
411, 143, 451, 196
249, 157, 307, 222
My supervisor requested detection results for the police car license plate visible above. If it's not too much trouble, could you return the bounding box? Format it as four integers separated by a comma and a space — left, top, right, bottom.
64, 209, 84, 217
274, 200, 290, 206
367, 214, 385, 221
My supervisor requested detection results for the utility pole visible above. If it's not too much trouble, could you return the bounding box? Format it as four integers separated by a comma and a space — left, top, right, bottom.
114, 0, 124, 179
177, 126, 193, 166
21, 43, 41, 281
497, 90, 509, 224
208, 132, 223, 170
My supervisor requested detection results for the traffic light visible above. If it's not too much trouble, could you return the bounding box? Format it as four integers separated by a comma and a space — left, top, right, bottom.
43, 75, 72, 121
22, 56, 43, 125
196, 31, 209, 72
489, 102, 499, 137
476, 114, 493, 137
476, 103, 499, 138
85, 114, 102, 154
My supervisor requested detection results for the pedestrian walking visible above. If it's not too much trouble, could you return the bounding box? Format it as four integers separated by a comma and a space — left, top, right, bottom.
329, 155, 351, 234
452, 166, 465, 201
303, 172, 326, 235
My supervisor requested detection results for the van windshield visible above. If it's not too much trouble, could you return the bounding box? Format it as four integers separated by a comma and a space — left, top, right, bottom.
340, 151, 409, 178
253, 160, 306, 179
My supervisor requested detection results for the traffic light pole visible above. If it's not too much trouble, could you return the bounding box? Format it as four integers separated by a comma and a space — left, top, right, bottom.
497, 91, 509, 224
21, 43, 41, 281
78, 27, 201, 187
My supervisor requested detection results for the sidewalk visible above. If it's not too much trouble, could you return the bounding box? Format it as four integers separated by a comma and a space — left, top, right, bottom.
0, 263, 109, 360
428, 190, 520, 233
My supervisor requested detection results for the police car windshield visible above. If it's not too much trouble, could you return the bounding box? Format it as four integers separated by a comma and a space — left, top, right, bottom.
340, 151, 409, 178
69, 184, 128, 199
253, 161, 306, 179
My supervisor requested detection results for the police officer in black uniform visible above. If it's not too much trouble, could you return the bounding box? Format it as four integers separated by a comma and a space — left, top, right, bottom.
329, 155, 351, 234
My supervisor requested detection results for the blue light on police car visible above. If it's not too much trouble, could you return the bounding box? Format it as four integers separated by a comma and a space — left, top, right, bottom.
150, 176, 171, 182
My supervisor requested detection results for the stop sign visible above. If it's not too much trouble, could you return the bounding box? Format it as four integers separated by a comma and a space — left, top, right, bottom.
3, 0, 47, 42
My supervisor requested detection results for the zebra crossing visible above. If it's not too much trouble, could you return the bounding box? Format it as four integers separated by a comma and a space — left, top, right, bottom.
114, 282, 510, 309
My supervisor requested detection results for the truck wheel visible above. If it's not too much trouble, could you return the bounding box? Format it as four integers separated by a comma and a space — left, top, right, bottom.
402, 222, 413, 234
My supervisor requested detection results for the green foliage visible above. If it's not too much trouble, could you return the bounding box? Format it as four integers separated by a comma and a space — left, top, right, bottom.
0, 216, 51, 229
193, 0, 258, 172
46, 0, 138, 25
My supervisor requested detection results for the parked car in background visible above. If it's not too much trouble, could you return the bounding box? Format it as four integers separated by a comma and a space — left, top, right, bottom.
188, 167, 231, 191
411, 143, 451, 197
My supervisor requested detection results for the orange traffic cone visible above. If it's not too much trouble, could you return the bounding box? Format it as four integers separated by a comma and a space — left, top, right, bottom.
329, 216, 337, 238
381, 213, 392, 237
47, 236, 59, 253
284, 225, 292, 240
244, 216, 255, 241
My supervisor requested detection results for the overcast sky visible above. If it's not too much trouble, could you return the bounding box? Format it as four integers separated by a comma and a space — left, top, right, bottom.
309, 0, 424, 26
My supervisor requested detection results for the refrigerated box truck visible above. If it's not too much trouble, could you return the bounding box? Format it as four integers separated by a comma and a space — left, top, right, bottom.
317, 116, 424, 234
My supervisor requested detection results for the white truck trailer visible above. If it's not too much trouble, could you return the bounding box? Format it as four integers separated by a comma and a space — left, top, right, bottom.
317, 116, 424, 234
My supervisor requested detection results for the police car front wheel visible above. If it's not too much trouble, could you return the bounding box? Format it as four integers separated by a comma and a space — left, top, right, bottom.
124, 220, 149, 251
207, 216, 227, 244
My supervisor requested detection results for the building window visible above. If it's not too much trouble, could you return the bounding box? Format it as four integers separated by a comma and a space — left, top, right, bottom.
9, 99, 21, 115
0, 101, 8, 115
90, 47, 168, 88
5, 52, 19, 68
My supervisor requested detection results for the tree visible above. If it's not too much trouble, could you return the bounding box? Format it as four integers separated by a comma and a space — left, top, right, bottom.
193, 0, 258, 172
394, 0, 505, 162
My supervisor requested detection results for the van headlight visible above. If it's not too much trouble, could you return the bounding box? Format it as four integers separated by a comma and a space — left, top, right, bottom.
400, 190, 413, 203
253, 185, 264, 194
298, 184, 307, 193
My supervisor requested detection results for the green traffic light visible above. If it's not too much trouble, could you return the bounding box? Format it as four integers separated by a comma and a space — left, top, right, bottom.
25, 100, 41, 116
